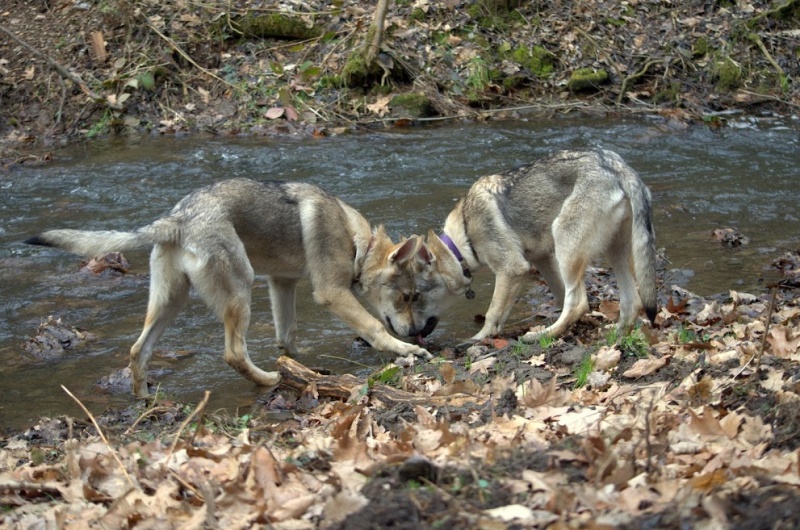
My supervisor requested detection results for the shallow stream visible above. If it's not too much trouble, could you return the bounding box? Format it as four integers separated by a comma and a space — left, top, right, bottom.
1, 116, 798, 430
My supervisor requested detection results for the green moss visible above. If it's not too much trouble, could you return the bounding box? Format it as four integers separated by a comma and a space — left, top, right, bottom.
467, 0, 524, 29
389, 93, 433, 117
567, 67, 609, 91
409, 7, 426, 23
713, 55, 742, 91
501, 74, 526, 89
228, 13, 322, 40
652, 81, 682, 104
342, 53, 369, 86
510, 45, 555, 77
692, 36, 711, 57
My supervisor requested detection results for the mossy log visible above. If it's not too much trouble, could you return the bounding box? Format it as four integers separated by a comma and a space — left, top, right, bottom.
567, 67, 609, 92
389, 93, 433, 118
229, 13, 321, 40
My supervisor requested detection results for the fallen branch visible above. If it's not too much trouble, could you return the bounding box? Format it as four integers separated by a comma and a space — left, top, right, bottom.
616, 58, 665, 107
747, 32, 785, 77
277, 355, 474, 408
0, 23, 122, 110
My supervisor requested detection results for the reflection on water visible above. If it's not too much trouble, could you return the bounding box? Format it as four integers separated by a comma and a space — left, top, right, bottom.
1, 116, 798, 430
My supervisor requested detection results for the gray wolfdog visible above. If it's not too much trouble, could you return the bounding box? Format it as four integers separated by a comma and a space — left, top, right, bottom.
25, 178, 435, 397
413, 149, 657, 343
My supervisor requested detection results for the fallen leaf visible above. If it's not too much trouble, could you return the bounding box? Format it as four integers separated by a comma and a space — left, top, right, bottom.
622, 356, 668, 378
265, 107, 285, 119
766, 325, 800, 358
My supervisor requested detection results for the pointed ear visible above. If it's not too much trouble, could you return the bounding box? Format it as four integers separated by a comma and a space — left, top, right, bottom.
425, 229, 448, 255
389, 236, 420, 266
416, 241, 434, 265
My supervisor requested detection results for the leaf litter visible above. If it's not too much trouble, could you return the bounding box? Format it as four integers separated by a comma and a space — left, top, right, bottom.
3, 252, 800, 528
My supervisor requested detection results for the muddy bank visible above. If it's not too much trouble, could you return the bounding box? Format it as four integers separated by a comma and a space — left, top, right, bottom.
2, 0, 799, 164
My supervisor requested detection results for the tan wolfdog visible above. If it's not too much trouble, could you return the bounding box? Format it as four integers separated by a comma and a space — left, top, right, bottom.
26, 178, 435, 396
411, 149, 657, 343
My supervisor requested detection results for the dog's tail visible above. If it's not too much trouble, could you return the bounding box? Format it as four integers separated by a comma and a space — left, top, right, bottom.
611, 153, 658, 324
628, 179, 658, 324
24, 217, 182, 257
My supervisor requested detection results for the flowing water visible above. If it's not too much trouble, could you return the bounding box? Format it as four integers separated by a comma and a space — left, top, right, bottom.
1, 116, 798, 430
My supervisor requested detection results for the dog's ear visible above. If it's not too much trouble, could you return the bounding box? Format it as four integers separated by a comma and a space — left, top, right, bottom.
389, 236, 420, 266
416, 240, 434, 265
424, 229, 449, 256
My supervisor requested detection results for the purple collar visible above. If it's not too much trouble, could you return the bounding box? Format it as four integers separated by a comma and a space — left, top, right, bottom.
439, 233, 463, 262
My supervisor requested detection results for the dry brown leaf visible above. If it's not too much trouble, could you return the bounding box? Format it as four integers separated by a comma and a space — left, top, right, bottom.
598, 300, 620, 321
469, 357, 495, 374
766, 325, 800, 359
440, 362, 456, 384
622, 356, 668, 378
593, 345, 621, 371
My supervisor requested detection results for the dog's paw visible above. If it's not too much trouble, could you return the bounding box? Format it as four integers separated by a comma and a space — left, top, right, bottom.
520, 326, 548, 343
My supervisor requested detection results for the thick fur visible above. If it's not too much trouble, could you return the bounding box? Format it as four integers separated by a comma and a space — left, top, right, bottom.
416, 149, 657, 342
25, 179, 433, 397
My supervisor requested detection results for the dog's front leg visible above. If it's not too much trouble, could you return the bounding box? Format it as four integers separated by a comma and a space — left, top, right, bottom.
472, 273, 526, 341
315, 288, 432, 360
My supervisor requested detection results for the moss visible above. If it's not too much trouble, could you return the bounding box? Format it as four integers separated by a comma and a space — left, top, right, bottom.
228, 13, 322, 40
652, 81, 682, 104
467, 0, 524, 29
317, 75, 344, 89
389, 93, 433, 118
713, 55, 742, 91
692, 36, 711, 57
342, 53, 369, 86
567, 68, 609, 92
510, 45, 556, 77
409, 8, 426, 23
502, 74, 527, 89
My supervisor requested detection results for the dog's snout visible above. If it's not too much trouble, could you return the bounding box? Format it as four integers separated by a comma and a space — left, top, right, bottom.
410, 316, 439, 338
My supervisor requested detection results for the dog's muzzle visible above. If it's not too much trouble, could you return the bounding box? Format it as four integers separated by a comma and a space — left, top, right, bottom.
412, 317, 439, 338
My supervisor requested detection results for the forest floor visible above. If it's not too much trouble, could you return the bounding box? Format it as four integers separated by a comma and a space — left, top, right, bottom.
3, 251, 800, 529
2, 0, 800, 528
1, 0, 798, 165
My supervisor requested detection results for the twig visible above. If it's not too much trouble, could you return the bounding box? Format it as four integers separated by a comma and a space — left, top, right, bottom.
733, 287, 778, 377
139, 16, 241, 93
61, 385, 136, 489
168, 390, 211, 458
0, 23, 122, 110
616, 59, 665, 106
753, 287, 778, 368
317, 354, 372, 369
0, 480, 63, 494
748, 33, 785, 77
738, 90, 799, 109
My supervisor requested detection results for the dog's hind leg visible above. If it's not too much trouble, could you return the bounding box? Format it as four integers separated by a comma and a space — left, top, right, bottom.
191, 236, 281, 388
268, 277, 299, 355
523, 254, 589, 342
130, 245, 190, 398
533, 255, 565, 309
609, 224, 642, 334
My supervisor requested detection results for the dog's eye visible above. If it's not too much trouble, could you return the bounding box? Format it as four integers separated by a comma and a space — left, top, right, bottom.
403, 293, 411, 302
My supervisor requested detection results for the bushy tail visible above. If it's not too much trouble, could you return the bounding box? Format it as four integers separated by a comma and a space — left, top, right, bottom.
24, 217, 182, 257
605, 150, 658, 323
